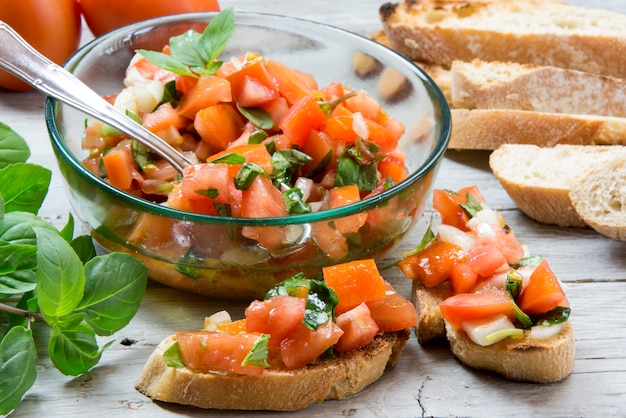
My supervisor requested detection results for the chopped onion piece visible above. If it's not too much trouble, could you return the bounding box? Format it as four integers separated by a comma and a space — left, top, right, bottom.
204, 310, 232, 331
294, 177, 313, 201
437, 224, 476, 251
461, 314, 522, 346
466, 207, 501, 229
352, 111, 369, 139
529, 322, 564, 340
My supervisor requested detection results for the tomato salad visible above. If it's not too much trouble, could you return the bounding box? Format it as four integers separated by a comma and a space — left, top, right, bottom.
164, 259, 416, 375
398, 186, 571, 346
82, 8, 408, 229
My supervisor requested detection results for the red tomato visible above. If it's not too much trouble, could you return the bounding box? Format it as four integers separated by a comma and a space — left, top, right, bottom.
329, 184, 367, 234
449, 261, 479, 295
432, 186, 486, 232
78, 0, 221, 37
245, 296, 306, 346
176, 75, 232, 120
176, 330, 266, 376
180, 163, 232, 204
0, 0, 81, 91
397, 240, 465, 287
439, 288, 516, 329
241, 176, 289, 251
323, 259, 387, 315
465, 244, 508, 278
517, 260, 569, 315
279, 95, 327, 148
194, 104, 245, 151
366, 281, 418, 332
280, 320, 343, 369
334, 303, 379, 353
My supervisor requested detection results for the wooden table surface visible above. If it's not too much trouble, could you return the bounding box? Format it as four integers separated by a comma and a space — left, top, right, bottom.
3, 1, 626, 416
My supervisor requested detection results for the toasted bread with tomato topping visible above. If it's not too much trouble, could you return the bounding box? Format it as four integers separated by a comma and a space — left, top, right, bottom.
134, 329, 409, 411
401, 186, 575, 383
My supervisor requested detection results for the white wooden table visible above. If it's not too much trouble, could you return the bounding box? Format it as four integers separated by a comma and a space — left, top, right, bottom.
2, 1, 626, 416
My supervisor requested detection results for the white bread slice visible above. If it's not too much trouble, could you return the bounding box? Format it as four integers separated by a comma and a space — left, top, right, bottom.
380, 0, 626, 78
451, 60, 626, 117
449, 109, 626, 150
412, 280, 449, 344
445, 321, 575, 383
570, 161, 626, 240
135, 330, 409, 411
489, 144, 626, 227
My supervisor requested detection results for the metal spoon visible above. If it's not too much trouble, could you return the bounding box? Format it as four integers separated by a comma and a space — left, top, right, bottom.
0, 21, 193, 173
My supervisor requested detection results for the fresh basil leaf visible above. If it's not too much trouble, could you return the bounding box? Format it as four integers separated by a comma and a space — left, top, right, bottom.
506, 269, 524, 300
271, 149, 312, 186
158, 80, 182, 108
55, 312, 87, 329
0, 326, 37, 416
59, 213, 74, 243
237, 104, 274, 129
460, 192, 483, 218
163, 342, 185, 368
357, 161, 378, 193
530, 306, 571, 327
48, 322, 107, 376
34, 227, 85, 323
241, 334, 270, 368
0, 212, 58, 245
136, 49, 196, 76
214, 203, 232, 217
0, 243, 37, 275
169, 30, 205, 68
399, 215, 436, 259
70, 235, 97, 264
0, 163, 51, 214
209, 153, 246, 164
265, 272, 309, 298
513, 255, 544, 269
0, 122, 30, 169
306, 150, 332, 179
195, 187, 219, 199
175, 247, 203, 279
248, 130, 269, 144
0, 194, 4, 224
234, 163, 265, 190
76, 252, 147, 336
0, 271, 37, 296
283, 187, 311, 215
199, 7, 235, 65
319, 91, 357, 116
334, 154, 359, 187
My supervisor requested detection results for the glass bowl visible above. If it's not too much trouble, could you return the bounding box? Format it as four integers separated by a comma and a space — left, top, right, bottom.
45, 12, 450, 300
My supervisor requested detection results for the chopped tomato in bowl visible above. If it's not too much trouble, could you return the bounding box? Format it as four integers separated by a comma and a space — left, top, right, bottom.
45, 10, 451, 299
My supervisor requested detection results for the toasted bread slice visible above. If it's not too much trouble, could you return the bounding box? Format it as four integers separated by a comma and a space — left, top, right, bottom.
380, 0, 626, 78
489, 144, 626, 227
449, 109, 626, 150
570, 161, 626, 240
135, 330, 409, 411
445, 321, 575, 383
450, 60, 626, 117
412, 280, 449, 344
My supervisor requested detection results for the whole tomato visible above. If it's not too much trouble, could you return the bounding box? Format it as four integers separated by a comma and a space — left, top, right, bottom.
0, 0, 82, 91
78, 0, 221, 38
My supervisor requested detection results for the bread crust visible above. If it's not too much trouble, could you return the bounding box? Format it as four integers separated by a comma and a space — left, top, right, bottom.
445, 321, 575, 383
380, 0, 626, 78
449, 109, 626, 150
412, 280, 449, 344
135, 330, 410, 411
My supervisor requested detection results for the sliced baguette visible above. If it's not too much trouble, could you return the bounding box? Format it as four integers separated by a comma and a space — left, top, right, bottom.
380, 0, 626, 78
570, 161, 626, 240
445, 321, 575, 383
489, 144, 626, 227
135, 329, 409, 411
449, 109, 626, 150
451, 60, 626, 117
412, 280, 449, 344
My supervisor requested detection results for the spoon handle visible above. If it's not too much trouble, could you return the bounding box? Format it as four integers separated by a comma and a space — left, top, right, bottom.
0, 21, 192, 173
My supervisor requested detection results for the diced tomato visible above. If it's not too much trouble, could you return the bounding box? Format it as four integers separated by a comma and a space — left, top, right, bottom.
180, 163, 232, 203
320, 81, 345, 101
102, 145, 135, 190
397, 240, 465, 287
323, 114, 358, 142
245, 296, 306, 346
465, 244, 508, 278
301, 129, 334, 175
176, 331, 266, 376
378, 151, 409, 184
311, 220, 349, 261
131, 56, 176, 84
344, 90, 383, 123
432, 186, 486, 232
280, 320, 343, 369
279, 95, 327, 148
194, 104, 245, 151
334, 302, 379, 353
438, 287, 516, 329
241, 176, 289, 251
323, 259, 387, 315
265, 59, 316, 104
216, 319, 247, 333
233, 75, 280, 108
142, 102, 188, 132
449, 261, 479, 294
175, 74, 198, 95
517, 259, 569, 315
262, 97, 289, 128
176, 75, 232, 119
208, 144, 274, 175
329, 184, 367, 234
167, 182, 218, 215
366, 281, 417, 332
493, 225, 525, 265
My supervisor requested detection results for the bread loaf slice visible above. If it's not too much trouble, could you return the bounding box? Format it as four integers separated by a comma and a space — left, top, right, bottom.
135, 330, 409, 411
445, 321, 575, 383
570, 161, 626, 240
412, 281, 450, 344
449, 109, 626, 150
451, 60, 626, 117
489, 144, 626, 227
380, 0, 626, 78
